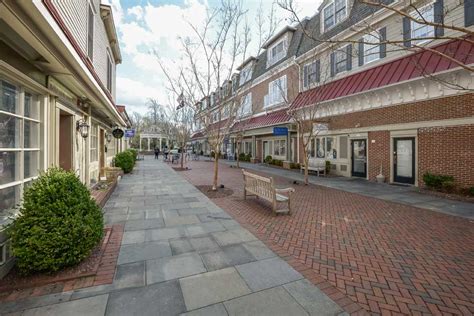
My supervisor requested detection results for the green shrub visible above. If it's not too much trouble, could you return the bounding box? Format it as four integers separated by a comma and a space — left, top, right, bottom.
423, 172, 454, 190
7, 168, 103, 275
469, 187, 474, 196
238, 153, 246, 161
245, 153, 252, 162
127, 148, 138, 162
290, 163, 301, 169
271, 159, 283, 167
115, 151, 134, 173
325, 161, 331, 174
264, 155, 273, 164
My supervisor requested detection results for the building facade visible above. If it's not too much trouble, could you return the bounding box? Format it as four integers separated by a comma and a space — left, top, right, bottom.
0, 0, 129, 278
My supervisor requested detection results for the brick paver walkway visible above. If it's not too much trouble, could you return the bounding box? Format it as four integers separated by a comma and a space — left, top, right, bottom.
182, 160, 474, 315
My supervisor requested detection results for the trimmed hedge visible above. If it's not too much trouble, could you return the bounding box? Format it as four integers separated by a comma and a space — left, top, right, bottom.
115, 150, 136, 173
423, 172, 454, 191
7, 168, 103, 275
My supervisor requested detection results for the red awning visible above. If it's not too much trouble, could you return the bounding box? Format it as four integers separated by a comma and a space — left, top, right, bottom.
232, 108, 291, 131
291, 38, 474, 110
190, 131, 204, 140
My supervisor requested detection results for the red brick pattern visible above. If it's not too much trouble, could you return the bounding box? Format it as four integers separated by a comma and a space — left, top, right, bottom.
418, 125, 474, 188
328, 94, 474, 130
367, 131, 391, 182
0, 225, 123, 302
183, 161, 474, 315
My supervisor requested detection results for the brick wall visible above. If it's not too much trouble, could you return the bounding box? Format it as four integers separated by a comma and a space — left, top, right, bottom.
418, 125, 474, 188
368, 131, 391, 182
328, 94, 473, 130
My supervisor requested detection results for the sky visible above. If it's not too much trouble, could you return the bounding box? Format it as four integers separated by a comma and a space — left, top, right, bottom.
103, 0, 322, 115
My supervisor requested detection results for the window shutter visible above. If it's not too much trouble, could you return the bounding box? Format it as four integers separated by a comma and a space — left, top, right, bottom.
402, 17, 411, 47
434, 0, 444, 36
330, 52, 335, 77
303, 65, 308, 88
466, 0, 474, 26
346, 45, 352, 71
358, 38, 364, 66
379, 27, 387, 58
315, 60, 321, 83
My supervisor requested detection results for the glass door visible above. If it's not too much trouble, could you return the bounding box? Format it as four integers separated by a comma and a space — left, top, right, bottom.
393, 137, 415, 184
351, 139, 367, 178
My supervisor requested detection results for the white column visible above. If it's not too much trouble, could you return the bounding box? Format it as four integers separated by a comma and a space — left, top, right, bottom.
159, 138, 162, 149
147, 138, 150, 151
139, 135, 142, 152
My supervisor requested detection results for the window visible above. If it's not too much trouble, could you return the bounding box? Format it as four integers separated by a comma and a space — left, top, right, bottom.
273, 139, 286, 157
107, 136, 115, 158
90, 123, 98, 162
240, 93, 252, 116
310, 139, 315, 158
243, 141, 252, 155
316, 138, 325, 158
87, 5, 94, 60
106, 54, 113, 92
0, 80, 41, 213
267, 38, 287, 67
335, 49, 348, 74
315, 137, 337, 159
363, 32, 380, 64
265, 75, 287, 107
239, 64, 253, 86
411, 4, 435, 43
323, 0, 347, 31
303, 60, 320, 88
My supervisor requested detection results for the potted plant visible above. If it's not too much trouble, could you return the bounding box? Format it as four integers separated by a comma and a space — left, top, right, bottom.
376, 164, 385, 183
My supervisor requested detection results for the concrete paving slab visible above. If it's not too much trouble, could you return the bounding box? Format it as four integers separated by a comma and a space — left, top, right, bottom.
16, 294, 108, 316
113, 261, 145, 289
106, 280, 185, 316
242, 240, 276, 260
117, 241, 172, 265
165, 215, 201, 226
186, 221, 226, 236
145, 227, 186, 242
212, 227, 257, 246
178, 207, 211, 216
146, 252, 206, 284
122, 230, 146, 244
124, 218, 164, 231
236, 257, 303, 291
189, 236, 220, 252
170, 237, 195, 255
180, 303, 228, 316
224, 286, 308, 316
200, 244, 255, 271
145, 209, 162, 219
126, 211, 145, 220
180, 267, 251, 311
284, 279, 344, 315
0, 292, 73, 314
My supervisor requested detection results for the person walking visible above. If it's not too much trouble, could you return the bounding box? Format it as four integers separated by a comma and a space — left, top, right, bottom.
164, 146, 169, 161
154, 147, 160, 159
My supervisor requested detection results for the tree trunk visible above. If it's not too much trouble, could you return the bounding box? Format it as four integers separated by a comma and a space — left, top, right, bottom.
180, 143, 184, 169
212, 153, 219, 190
304, 156, 309, 185
236, 143, 240, 168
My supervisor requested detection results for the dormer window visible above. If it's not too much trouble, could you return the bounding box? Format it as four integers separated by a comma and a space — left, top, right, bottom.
267, 37, 288, 67
239, 64, 253, 86
323, 0, 347, 31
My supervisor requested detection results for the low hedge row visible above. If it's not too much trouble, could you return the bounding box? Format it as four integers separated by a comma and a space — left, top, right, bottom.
114, 149, 138, 173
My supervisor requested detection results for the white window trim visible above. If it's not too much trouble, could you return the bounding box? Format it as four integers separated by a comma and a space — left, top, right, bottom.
265, 75, 287, 108
239, 64, 253, 86
267, 35, 288, 67
303, 60, 319, 89
321, 0, 348, 32
334, 46, 349, 75
410, 2, 435, 46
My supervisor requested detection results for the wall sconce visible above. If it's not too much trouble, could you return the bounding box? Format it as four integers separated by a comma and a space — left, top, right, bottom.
76, 119, 90, 138
106, 132, 112, 143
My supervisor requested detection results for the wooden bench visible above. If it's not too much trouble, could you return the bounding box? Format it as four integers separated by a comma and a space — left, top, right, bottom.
242, 169, 295, 215
301, 158, 326, 176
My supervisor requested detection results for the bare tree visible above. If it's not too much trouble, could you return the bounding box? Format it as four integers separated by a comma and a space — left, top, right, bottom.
278, 0, 473, 91
157, 0, 253, 190
168, 99, 195, 169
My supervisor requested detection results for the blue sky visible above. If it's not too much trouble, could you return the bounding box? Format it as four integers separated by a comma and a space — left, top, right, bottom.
105, 0, 321, 114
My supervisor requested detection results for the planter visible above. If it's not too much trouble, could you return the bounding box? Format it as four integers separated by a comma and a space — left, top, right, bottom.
103, 167, 123, 182
376, 173, 385, 183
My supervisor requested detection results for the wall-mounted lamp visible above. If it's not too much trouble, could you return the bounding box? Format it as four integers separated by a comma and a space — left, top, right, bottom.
76, 119, 90, 138
106, 132, 112, 143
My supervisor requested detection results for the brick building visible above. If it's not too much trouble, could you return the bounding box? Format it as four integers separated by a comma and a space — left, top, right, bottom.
0, 0, 129, 278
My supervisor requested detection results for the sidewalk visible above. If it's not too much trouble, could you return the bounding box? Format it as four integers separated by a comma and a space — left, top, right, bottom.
1, 157, 350, 315
221, 160, 474, 219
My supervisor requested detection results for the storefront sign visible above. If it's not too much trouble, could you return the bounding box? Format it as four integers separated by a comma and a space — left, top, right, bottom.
112, 128, 124, 139
125, 129, 135, 138
273, 127, 288, 136
314, 123, 328, 132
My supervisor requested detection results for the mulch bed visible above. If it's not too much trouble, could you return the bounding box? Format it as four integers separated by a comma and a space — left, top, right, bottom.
196, 185, 234, 198
0, 224, 124, 301
416, 188, 474, 203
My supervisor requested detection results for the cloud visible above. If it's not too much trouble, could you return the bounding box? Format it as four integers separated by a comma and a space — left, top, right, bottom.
110, 0, 323, 115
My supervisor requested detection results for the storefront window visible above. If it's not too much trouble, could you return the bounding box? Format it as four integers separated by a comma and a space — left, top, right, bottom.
310, 139, 315, 157
326, 137, 337, 159
0, 79, 42, 212
316, 138, 325, 158
273, 139, 286, 157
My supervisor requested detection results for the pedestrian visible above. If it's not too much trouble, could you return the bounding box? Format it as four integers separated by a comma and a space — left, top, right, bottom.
154, 147, 159, 159
164, 146, 169, 161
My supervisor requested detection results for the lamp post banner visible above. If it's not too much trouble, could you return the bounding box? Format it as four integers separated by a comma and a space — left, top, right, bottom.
125, 129, 135, 138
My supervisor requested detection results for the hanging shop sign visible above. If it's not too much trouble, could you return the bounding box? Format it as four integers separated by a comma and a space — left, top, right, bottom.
112, 127, 124, 139
124, 129, 135, 138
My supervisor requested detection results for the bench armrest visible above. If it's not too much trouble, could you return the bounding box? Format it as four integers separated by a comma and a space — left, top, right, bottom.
275, 188, 295, 194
